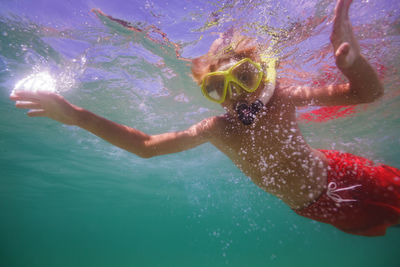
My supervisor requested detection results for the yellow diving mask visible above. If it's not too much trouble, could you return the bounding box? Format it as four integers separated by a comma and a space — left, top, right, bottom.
201, 58, 264, 104
201, 56, 277, 125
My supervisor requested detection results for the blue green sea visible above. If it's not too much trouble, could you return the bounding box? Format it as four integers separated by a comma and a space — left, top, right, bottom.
1, 0, 399, 266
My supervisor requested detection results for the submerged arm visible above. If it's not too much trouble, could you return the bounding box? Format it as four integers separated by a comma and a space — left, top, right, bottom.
74, 108, 212, 158
278, 57, 383, 107
10, 91, 212, 158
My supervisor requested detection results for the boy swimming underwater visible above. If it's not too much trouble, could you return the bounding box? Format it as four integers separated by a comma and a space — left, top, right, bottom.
10, 0, 400, 236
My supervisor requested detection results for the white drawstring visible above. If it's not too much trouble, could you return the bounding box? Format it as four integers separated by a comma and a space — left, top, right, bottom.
326, 182, 362, 203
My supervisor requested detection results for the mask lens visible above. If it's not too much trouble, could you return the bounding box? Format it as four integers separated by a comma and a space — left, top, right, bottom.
231, 61, 262, 91
203, 74, 226, 102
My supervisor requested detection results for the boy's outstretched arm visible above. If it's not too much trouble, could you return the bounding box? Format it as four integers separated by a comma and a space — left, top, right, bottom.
10, 91, 212, 158
278, 0, 384, 107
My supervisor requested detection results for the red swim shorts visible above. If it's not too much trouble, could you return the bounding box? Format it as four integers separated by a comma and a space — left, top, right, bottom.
294, 150, 400, 236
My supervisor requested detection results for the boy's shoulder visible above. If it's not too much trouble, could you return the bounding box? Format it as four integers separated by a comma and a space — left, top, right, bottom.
191, 114, 231, 141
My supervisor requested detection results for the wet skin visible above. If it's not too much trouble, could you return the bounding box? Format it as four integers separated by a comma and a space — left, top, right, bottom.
205, 58, 328, 209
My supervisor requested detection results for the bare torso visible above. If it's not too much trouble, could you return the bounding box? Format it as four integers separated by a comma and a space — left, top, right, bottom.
209, 97, 328, 209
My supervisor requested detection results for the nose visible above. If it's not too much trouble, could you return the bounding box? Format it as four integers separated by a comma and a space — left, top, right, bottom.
230, 83, 243, 97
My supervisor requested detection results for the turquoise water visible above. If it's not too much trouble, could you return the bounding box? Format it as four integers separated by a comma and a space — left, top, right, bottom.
1, 0, 400, 266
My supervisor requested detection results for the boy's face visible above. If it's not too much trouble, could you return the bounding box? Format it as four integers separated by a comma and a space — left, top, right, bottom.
213, 59, 263, 113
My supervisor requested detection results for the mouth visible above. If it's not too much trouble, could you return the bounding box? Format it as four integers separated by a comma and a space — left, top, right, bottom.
233, 99, 249, 111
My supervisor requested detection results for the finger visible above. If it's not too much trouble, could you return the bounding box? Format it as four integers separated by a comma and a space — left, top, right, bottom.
334, 0, 350, 20
10, 95, 40, 103
334, 0, 344, 16
15, 101, 42, 109
335, 43, 350, 67
10, 91, 41, 102
27, 109, 47, 117
335, 42, 350, 58
12, 90, 39, 97
345, 0, 353, 15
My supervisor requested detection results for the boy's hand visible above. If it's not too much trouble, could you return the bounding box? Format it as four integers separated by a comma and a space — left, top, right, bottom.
330, 0, 360, 70
10, 91, 79, 125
